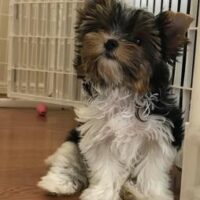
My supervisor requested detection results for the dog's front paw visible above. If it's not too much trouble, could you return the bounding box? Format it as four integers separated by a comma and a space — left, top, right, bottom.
81, 186, 121, 200
80, 188, 97, 200
38, 172, 83, 195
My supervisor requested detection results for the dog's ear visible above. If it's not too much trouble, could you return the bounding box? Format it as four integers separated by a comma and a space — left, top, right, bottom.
156, 11, 193, 63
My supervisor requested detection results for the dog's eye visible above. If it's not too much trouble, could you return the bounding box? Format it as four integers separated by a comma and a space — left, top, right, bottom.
122, 37, 142, 45
133, 37, 142, 46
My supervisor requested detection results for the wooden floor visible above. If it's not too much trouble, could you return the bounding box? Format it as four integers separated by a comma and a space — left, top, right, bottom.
0, 108, 180, 200
0, 108, 79, 200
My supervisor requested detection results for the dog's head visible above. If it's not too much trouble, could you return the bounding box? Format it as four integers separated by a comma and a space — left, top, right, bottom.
74, 0, 192, 94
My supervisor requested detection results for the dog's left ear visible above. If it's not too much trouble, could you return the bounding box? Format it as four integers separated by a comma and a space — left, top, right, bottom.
156, 11, 193, 63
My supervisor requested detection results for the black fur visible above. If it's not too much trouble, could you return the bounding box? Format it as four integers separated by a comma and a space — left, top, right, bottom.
151, 88, 184, 149
66, 129, 81, 144
82, 80, 94, 97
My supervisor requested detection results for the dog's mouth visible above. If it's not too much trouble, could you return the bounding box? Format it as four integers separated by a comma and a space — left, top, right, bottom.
104, 51, 116, 60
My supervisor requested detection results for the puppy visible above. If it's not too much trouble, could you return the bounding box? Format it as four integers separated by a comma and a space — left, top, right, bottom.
38, 1, 193, 200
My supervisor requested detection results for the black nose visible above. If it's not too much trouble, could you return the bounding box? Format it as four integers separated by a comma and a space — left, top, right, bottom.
104, 39, 118, 52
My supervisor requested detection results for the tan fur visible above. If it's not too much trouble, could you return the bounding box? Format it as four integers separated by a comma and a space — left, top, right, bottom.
157, 11, 193, 61
133, 63, 151, 94
116, 42, 151, 94
82, 32, 106, 59
116, 42, 139, 65
97, 58, 123, 85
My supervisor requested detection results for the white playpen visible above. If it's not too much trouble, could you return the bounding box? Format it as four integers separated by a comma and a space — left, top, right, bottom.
7, 0, 84, 106
0, 0, 9, 94
0, 0, 199, 199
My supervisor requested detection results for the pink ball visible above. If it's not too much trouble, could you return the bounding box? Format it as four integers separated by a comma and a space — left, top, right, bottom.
36, 103, 48, 116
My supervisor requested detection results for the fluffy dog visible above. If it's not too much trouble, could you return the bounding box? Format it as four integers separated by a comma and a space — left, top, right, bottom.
38, 1, 193, 200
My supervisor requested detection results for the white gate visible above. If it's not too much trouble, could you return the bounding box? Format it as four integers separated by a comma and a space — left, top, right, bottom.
0, 0, 9, 94
7, 0, 84, 106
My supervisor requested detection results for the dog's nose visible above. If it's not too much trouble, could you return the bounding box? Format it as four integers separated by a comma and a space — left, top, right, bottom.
104, 39, 118, 52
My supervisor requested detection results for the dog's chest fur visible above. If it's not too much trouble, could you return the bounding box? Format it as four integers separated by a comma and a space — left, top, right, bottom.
75, 88, 175, 168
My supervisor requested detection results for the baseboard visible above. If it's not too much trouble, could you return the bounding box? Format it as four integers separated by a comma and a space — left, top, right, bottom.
0, 98, 69, 109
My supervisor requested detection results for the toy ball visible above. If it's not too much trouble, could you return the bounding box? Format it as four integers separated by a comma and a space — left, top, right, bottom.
36, 103, 48, 116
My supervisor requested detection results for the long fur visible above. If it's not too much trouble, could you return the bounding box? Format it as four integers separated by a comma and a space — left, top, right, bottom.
38, 1, 193, 200
77, 88, 176, 200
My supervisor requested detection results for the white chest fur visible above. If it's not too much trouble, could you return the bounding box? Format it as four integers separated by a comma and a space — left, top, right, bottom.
75, 89, 175, 168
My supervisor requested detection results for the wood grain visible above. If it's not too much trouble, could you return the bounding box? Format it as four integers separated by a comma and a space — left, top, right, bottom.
0, 108, 79, 200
